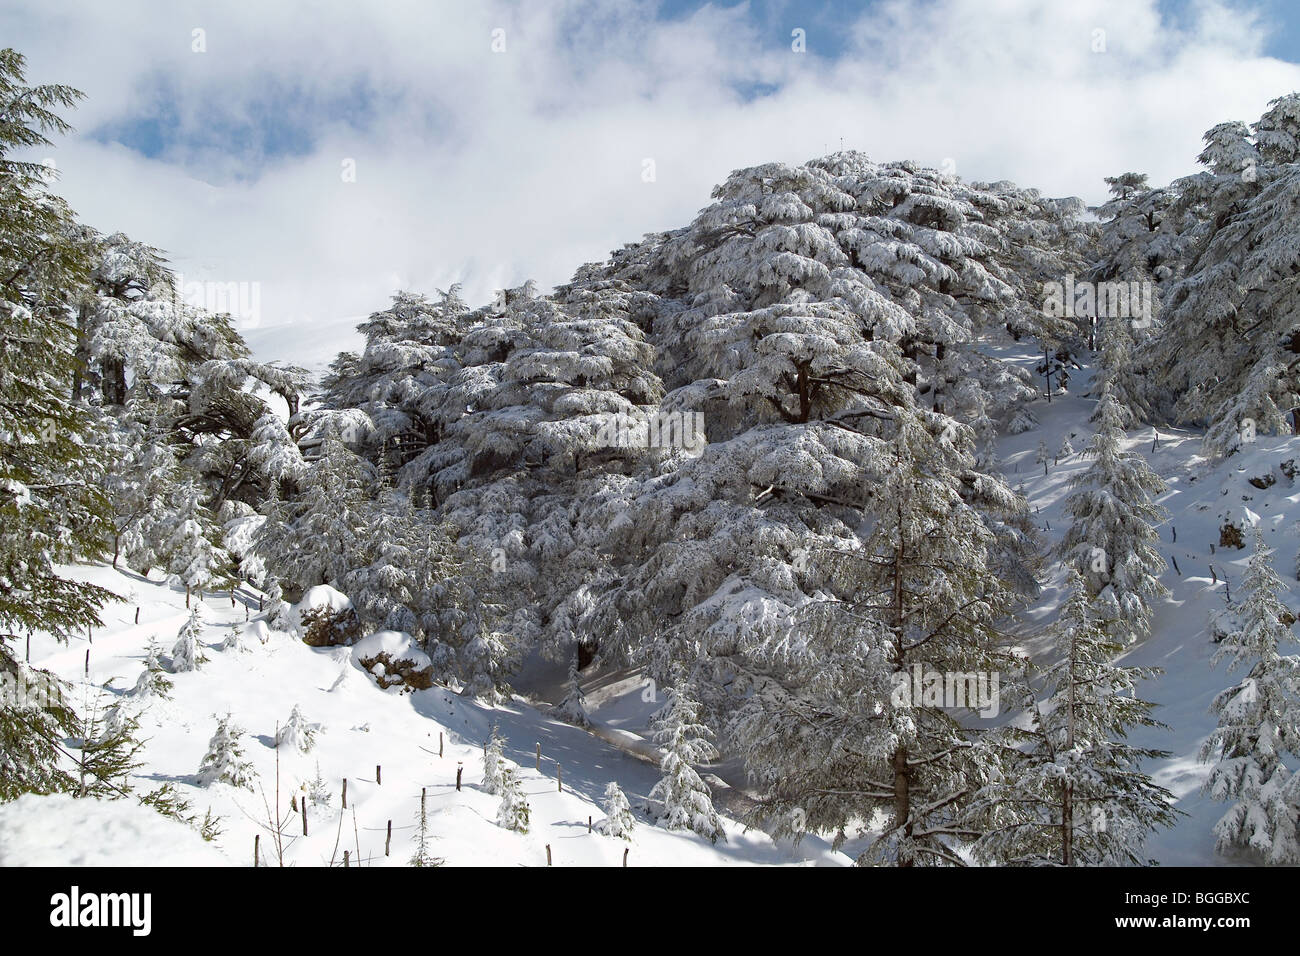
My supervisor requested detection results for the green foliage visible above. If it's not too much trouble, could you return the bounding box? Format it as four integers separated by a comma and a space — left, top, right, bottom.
0, 49, 116, 647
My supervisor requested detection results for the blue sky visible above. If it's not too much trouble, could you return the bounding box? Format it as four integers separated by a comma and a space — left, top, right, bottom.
4, 0, 1299, 366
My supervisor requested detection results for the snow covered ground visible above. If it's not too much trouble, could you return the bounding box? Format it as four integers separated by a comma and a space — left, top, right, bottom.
13, 567, 846, 867
986, 353, 1300, 865
10, 349, 1298, 867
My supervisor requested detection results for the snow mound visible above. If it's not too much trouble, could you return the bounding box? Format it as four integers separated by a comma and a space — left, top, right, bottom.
290, 584, 352, 631
351, 630, 431, 672
0, 794, 230, 867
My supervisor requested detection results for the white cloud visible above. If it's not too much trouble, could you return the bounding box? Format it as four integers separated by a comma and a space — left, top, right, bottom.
4, 0, 1299, 366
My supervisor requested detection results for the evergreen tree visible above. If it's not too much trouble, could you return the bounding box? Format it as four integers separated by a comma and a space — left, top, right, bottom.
255, 433, 373, 593
72, 692, 146, 799
496, 763, 530, 833
972, 571, 1177, 865
219, 622, 250, 654
0, 50, 120, 800
410, 788, 444, 867
0, 660, 76, 801
649, 684, 725, 844
718, 405, 1025, 865
196, 714, 256, 789
1199, 526, 1300, 864
1058, 387, 1168, 643
552, 655, 590, 727
161, 478, 229, 596
131, 637, 172, 700
306, 761, 331, 807
596, 781, 636, 840
0, 49, 115, 646
275, 704, 318, 753
1091, 316, 1148, 429
481, 725, 506, 795
170, 607, 206, 673
1148, 97, 1300, 450
1036, 439, 1051, 476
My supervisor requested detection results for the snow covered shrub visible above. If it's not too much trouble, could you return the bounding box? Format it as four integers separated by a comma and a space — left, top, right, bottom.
482, 726, 506, 795
596, 781, 636, 840
170, 608, 207, 673
132, 638, 172, 700
1008, 408, 1039, 434
496, 764, 529, 833
550, 658, 590, 727
300, 604, 362, 647
197, 715, 256, 789
275, 704, 318, 753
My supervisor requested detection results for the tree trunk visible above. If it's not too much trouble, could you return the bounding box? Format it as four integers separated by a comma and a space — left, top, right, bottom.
891, 496, 912, 866
71, 303, 89, 402
101, 355, 127, 406
892, 745, 912, 867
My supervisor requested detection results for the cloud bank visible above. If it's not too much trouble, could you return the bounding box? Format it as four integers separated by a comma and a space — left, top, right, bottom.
4, 0, 1298, 366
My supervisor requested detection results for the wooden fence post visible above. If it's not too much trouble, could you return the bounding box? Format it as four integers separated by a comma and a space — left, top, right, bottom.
386, 820, 392, 857
342, 778, 348, 809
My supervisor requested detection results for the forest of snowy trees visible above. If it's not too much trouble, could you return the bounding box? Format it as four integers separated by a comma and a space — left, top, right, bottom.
3, 44, 1300, 866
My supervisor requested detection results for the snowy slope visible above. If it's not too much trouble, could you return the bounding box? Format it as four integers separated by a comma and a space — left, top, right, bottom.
14, 347, 1298, 867
16, 565, 848, 867
987, 349, 1300, 865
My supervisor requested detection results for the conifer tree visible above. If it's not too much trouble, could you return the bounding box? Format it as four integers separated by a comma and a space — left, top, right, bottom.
0, 660, 76, 801
720, 404, 1025, 865
1058, 386, 1168, 643
482, 725, 506, 795
972, 571, 1176, 865
649, 684, 725, 844
552, 655, 590, 727
275, 704, 318, 753
132, 637, 172, 700
161, 479, 229, 596
170, 608, 206, 673
72, 692, 146, 799
410, 789, 444, 867
1200, 526, 1300, 864
496, 763, 530, 833
597, 781, 636, 840
0, 48, 115, 657
196, 714, 256, 789
0, 54, 113, 796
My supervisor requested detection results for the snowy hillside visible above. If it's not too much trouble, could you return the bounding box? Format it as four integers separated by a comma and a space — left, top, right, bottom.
13, 564, 847, 867
10, 345, 1295, 866
7, 38, 1300, 872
